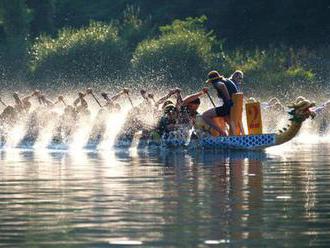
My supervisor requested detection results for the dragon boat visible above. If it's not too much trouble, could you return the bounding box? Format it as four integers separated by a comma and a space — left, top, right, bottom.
158, 96, 315, 150
109, 95, 315, 150
0, 96, 315, 151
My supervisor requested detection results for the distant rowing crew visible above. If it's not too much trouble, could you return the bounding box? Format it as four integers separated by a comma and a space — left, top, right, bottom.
0, 86, 209, 145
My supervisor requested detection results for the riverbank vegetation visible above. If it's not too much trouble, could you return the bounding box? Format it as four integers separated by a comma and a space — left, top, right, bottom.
0, 1, 329, 98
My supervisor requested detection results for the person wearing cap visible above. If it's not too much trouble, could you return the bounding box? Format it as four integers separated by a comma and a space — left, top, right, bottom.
38, 94, 56, 107
157, 103, 178, 136
177, 87, 209, 125
202, 70, 238, 135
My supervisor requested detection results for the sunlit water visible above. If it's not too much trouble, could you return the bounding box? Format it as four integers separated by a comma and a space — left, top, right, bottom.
1, 139, 330, 247
1, 91, 329, 246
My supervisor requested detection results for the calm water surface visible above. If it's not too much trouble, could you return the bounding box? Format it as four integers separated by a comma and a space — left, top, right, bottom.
1, 141, 330, 247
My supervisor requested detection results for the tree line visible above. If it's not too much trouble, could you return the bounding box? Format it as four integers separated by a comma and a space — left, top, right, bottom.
0, 0, 329, 99
1, 0, 329, 47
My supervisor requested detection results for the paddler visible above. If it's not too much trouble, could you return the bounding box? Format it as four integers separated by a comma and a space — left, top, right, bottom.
229, 70, 244, 92
13, 90, 40, 113
177, 87, 209, 126
202, 70, 238, 136
156, 103, 179, 136
0, 105, 17, 126
101, 88, 130, 112
73, 91, 90, 116
0, 96, 19, 126
148, 88, 182, 118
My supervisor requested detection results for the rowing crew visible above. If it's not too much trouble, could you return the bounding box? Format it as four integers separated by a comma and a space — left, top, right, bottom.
0, 69, 329, 142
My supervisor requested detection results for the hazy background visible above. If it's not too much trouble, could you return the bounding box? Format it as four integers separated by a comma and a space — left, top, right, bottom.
0, 0, 329, 100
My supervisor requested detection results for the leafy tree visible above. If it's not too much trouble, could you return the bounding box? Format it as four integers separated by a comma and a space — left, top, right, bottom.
117, 5, 153, 52
131, 16, 218, 85
30, 21, 129, 86
223, 48, 316, 98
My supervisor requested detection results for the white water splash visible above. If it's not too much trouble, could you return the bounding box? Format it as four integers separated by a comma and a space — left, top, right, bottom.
98, 111, 128, 150
69, 114, 96, 151
33, 121, 56, 149
4, 122, 26, 148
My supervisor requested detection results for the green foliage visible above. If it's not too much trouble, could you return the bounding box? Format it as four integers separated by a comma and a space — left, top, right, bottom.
49, 0, 330, 47
131, 16, 217, 84
117, 5, 152, 51
222, 48, 316, 97
0, 0, 328, 93
296, 47, 330, 84
159, 16, 208, 34
29, 21, 129, 84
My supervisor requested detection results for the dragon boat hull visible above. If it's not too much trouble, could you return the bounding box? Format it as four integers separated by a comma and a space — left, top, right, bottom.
162, 133, 277, 150
0, 133, 277, 150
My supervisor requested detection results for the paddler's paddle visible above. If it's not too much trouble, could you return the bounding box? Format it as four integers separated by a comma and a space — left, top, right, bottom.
57, 96, 67, 106
0, 97, 7, 107
148, 93, 156, 104
87, 88, 102, 108
140, 89, 148, 100
123, 88, 134, 108
206, 92, 216, 108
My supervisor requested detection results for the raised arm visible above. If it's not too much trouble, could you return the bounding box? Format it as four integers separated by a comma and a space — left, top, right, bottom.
110, 88, 128, 102
182, 87, 208, 106
101, 89, 127, 105
22, 90, 40, 103
154, 89, 178, 107
13, 92, 23, 106
73, 97, 80, 107
0, 97, 7, 107
73, 92, 86, 106
40, 95, 55, 107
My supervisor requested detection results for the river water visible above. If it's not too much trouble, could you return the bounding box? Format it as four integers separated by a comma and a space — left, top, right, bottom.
1, 137, 330, 247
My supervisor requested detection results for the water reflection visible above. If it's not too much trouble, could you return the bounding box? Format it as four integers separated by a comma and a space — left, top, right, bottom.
0, 143, 330, 246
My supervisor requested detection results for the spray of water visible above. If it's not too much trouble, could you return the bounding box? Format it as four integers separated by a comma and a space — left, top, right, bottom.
0, 85, 329, 153
4, 121, 27, 148
98, 111, 128, 150
34, 118, 57, 149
